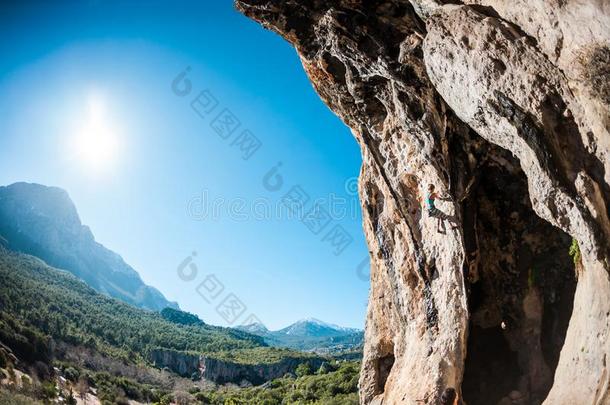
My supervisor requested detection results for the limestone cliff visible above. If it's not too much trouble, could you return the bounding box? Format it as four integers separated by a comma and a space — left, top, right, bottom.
149, 349, 324, 385
235, 1, 610, 404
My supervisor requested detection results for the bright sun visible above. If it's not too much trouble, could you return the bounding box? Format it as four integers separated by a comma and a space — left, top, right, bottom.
70, 95, 121, 173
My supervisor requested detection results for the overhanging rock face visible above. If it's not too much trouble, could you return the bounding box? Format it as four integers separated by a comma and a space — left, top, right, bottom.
235, 1, 610, 403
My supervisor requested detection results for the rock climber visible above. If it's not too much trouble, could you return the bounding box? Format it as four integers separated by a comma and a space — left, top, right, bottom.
426, 184, 458, 233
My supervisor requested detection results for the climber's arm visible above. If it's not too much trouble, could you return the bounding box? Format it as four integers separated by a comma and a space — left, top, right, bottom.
437, 193, 453, 202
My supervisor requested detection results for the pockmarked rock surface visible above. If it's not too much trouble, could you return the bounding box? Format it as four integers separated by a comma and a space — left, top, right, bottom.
235, 1, 609, 404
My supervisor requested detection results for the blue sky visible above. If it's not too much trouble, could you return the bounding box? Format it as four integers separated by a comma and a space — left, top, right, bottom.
0, 0, 369, 329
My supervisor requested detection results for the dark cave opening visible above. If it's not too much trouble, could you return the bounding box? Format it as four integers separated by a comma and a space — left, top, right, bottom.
460, 147, 577, 405
463, 323, 522, 403
376, 353, 395, 394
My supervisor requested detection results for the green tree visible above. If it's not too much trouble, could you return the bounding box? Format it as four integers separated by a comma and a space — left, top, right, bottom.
66, 388, 77, 405
63, 366, 80, 382
295, 362, 312, 378
317, 361, 334, 375
41, 381, 57, 400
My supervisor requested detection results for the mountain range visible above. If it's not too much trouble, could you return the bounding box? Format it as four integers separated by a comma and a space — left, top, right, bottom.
0, 182, 362, 355
236, 318, 364, 354
0, 181, 358, 402
0, 182, 177, 311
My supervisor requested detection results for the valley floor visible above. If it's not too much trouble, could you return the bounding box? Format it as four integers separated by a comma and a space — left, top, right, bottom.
0, 360, 359, 405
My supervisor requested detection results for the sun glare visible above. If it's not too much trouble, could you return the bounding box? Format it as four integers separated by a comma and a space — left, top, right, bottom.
69, 94, 122, 174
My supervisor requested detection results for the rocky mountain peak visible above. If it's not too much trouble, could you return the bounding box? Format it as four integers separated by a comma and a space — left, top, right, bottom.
238, 322, 270, 335
236, 318, 364, 354
0, 182, 178, 312
0, 182, 84, 234
283, 318, 360, 336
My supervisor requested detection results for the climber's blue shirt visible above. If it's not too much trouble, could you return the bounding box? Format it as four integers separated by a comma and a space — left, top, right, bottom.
426, 192, 436, 211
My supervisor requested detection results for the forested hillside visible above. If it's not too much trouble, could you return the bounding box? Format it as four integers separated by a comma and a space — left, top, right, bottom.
0, 247, 328, 403
0, 182, 177, 311
0, 247, 268, 362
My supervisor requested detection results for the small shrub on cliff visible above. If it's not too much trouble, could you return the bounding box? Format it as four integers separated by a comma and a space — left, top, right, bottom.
63, 366, 80, 382
156, 393, 174, 405
569, 238, 581, 266
40, 381, 57, 400
20, 375, 31, 390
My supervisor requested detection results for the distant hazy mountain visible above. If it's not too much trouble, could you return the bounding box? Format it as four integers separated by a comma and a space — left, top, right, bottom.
0, 182, 178, 311
277, 318, 360, 337
238, 321, 271, 336
236, 318, 364, 354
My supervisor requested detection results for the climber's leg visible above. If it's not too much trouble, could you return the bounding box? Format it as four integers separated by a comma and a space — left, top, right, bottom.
448, 216, 459, 230
428, 208, 442, 233
435, 212, 446, 233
